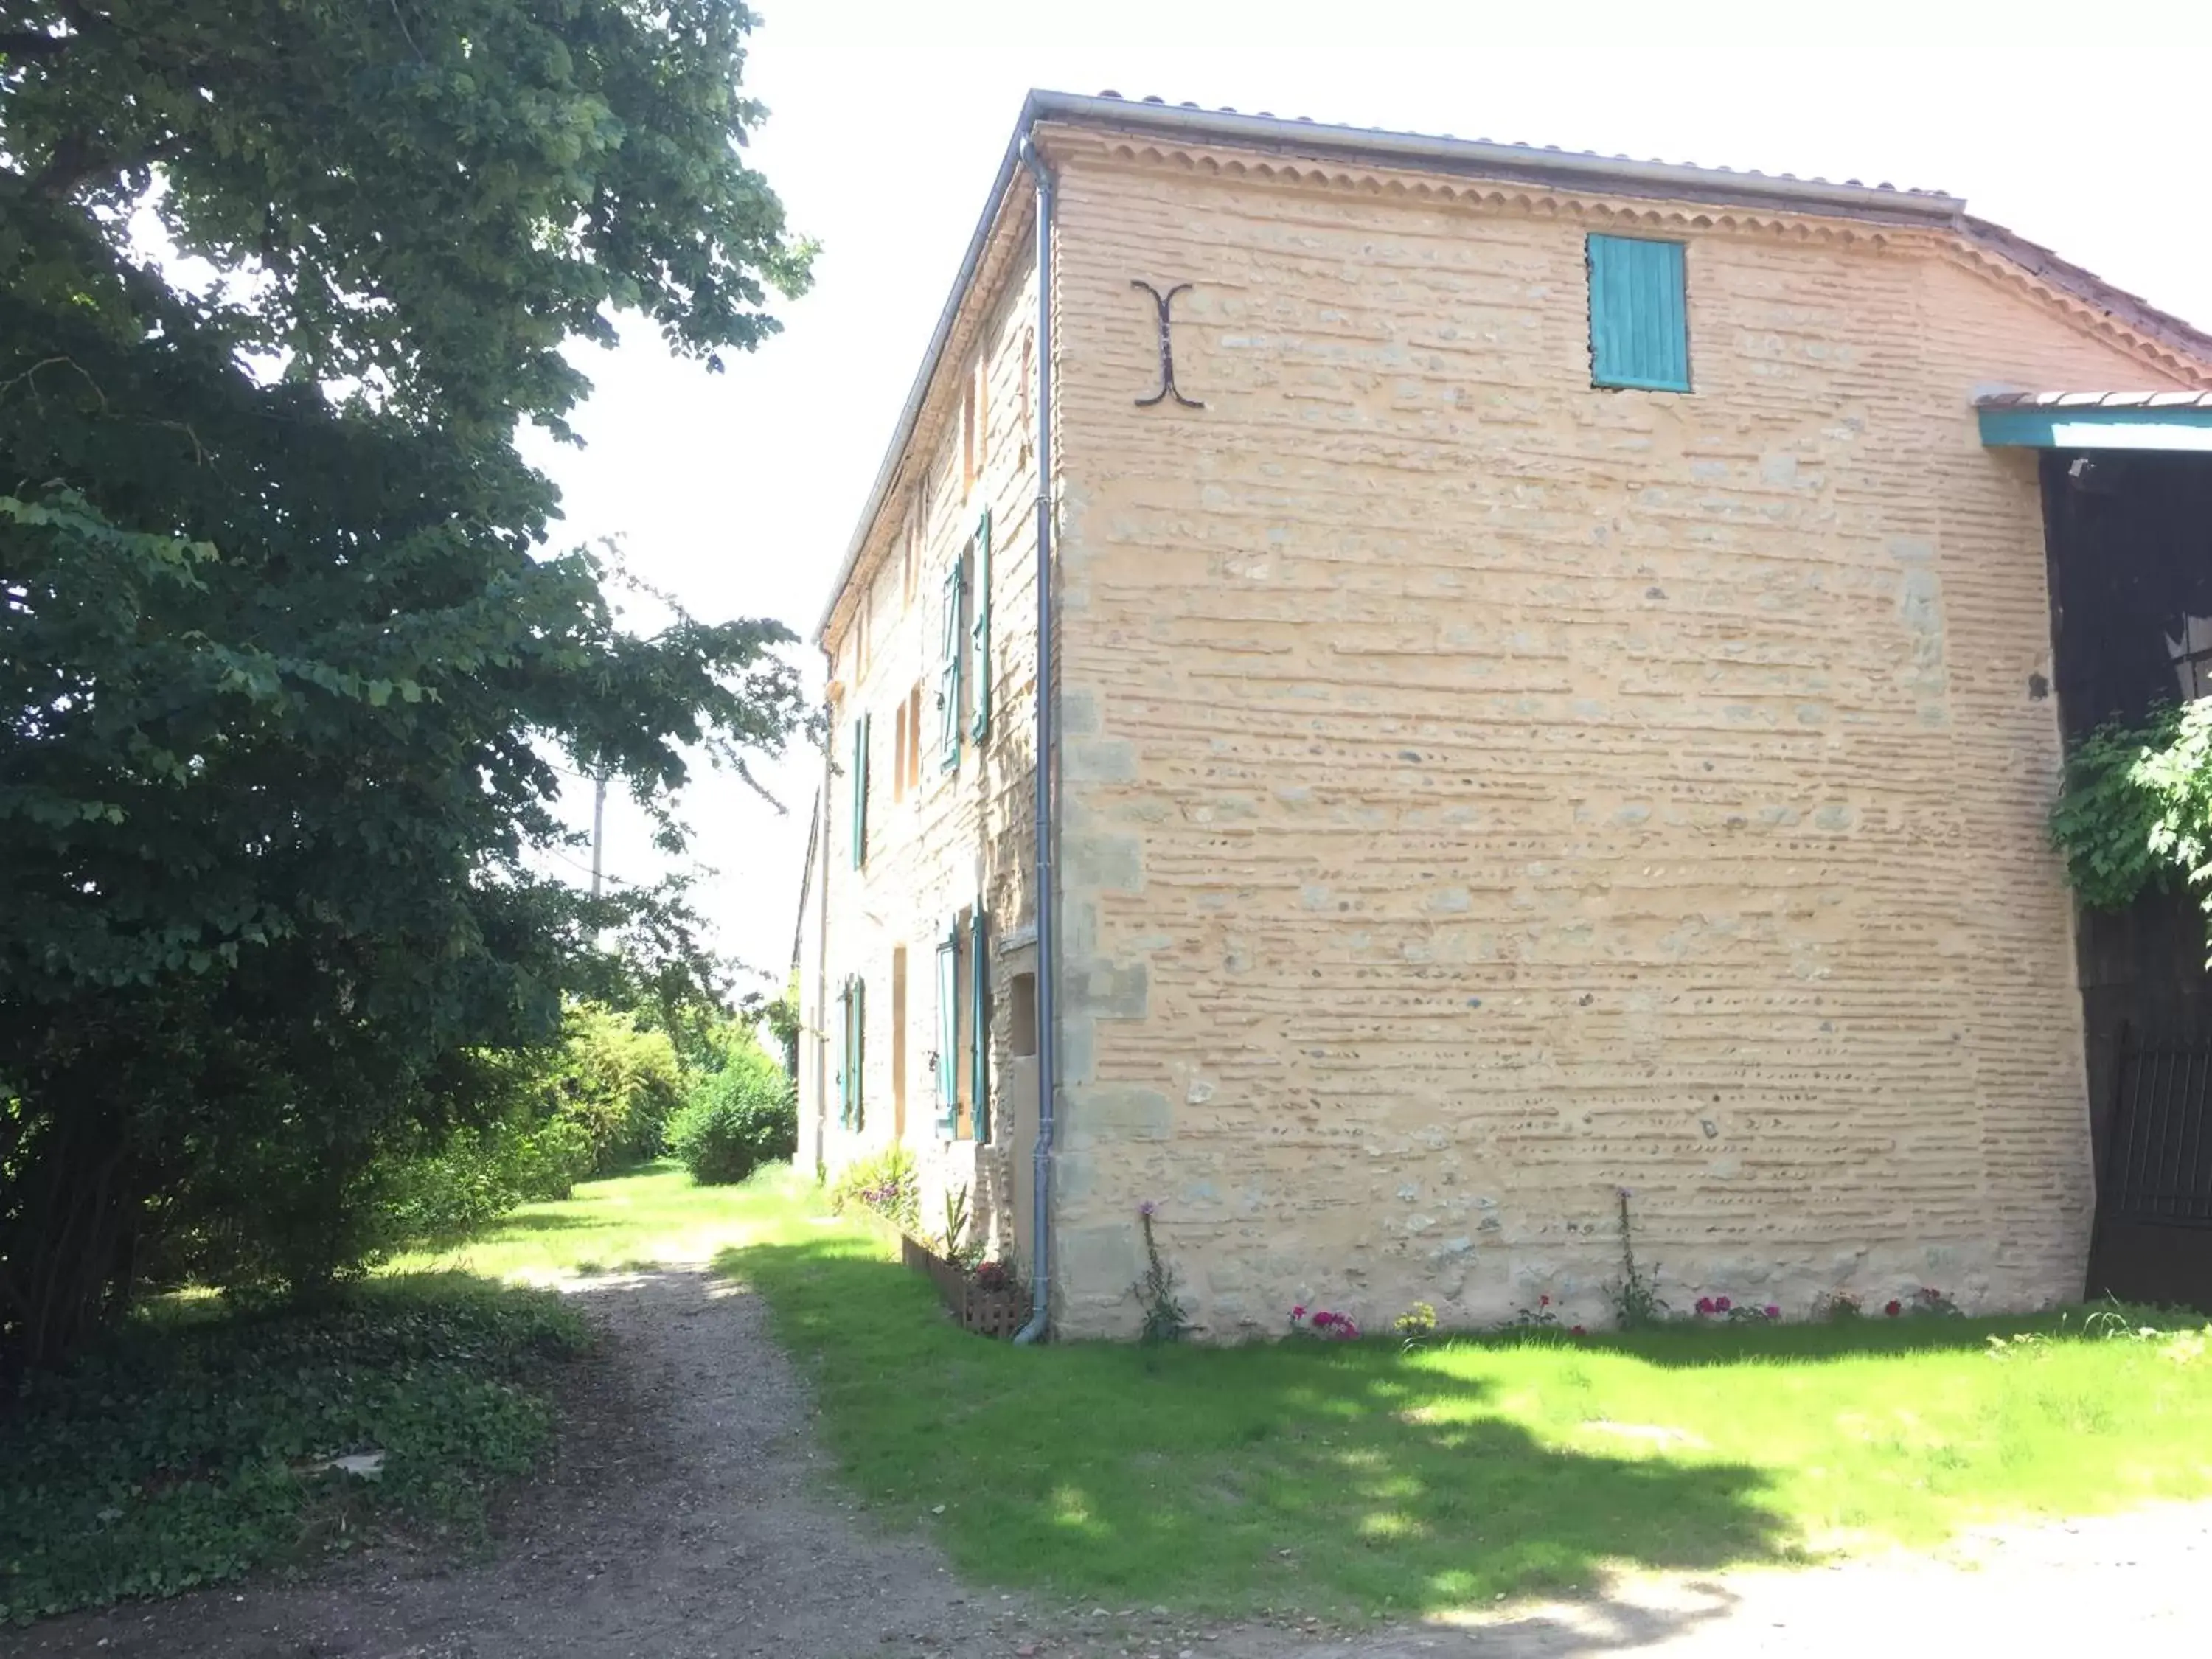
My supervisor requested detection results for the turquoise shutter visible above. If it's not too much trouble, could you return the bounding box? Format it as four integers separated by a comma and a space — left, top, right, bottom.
848, 976, 866, 1132
850, 714, 869, 868
969, 905, 990, 1141
934, 928, 959, 1137
937, 562, 964, 771
1587, 234, 1690, 392
968, 509, 992, 743
835, 980, 852, 1128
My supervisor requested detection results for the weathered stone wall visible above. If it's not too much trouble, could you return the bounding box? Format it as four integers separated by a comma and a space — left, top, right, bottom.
1040, 129, 2197, 1338
804, 223, 1045, 1267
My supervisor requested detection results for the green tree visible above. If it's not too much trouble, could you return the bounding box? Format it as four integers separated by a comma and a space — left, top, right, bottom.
1, 1, 813, 1374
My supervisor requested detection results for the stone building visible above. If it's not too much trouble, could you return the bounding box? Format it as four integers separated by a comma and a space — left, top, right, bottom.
794, 91, 2212, 1339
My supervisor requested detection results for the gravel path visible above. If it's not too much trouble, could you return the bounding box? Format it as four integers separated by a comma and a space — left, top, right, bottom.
18, 1265, 2212, 1658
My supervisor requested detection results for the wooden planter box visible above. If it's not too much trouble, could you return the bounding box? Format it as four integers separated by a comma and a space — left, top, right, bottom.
900, 1233, 1027, 1339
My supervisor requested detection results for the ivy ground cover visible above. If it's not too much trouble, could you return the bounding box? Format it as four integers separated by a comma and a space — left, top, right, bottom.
0, 1276, 585, 1624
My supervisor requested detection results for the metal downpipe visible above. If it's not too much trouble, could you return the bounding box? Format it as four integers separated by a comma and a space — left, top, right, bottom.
1014, 133, 1056, 1346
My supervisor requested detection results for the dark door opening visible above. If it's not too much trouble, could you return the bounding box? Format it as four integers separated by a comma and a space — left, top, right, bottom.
2042, 450, 2212, 1309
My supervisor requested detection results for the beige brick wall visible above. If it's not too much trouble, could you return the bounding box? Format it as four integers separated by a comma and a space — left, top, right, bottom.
804, 226, 1046, 1269
1040, 131, 2194, 1338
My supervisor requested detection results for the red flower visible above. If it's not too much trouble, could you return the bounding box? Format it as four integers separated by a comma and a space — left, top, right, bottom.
1695, 1296, 1716, 1316
1539, 1294, 1551, 1307
1714, 1296, 1732, 1313
1571, 1325, 1587, 1336
1885, 1300, 1902, 1318
1291, 1305, 1307, 1321
1763, 1304, 1781, 1320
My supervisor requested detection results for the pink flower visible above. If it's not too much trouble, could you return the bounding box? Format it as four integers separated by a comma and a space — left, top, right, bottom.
1884, 1299, 1902, 1318
1694, 1296, 1716, 1316
1290, 1304, 1307, 1321
1714, 1296, 1732, 1313
1312, 1311, 1335, 1329
1138, 1200, 1157, 1217
1571, 1324, 1587, 1336
1764, 1304, 1781, 1320
1538, 1294, 1551, 1307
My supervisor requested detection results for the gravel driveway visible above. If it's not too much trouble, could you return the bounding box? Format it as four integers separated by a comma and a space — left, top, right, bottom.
18, 1265, 2212, 1658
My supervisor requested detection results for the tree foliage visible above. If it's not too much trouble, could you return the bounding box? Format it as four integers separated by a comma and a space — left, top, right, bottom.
2051, 699, 2212, 945
1, 1, 812, 1374
665, 1021, 793, 1184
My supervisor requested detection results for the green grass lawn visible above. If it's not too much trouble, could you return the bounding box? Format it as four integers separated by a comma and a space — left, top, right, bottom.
716, 1171, 2212, 1624
389, 1157, 785, 1281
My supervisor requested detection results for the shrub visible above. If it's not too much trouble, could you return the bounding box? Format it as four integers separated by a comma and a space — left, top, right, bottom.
379, 1116, 596, 1247
2051, 699, 2212, 934
665, 1030, 794, 1185
546, 1002, 686, 1172
828, 1144, 919, 1231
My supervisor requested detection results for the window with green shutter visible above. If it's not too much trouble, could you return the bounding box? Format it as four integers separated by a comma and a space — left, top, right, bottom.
936, 560, 964, 772
853, 978, 866, 1129
969, 905, 990, 1141
849, 713, 869, 868
968, 509, 992, 743
837, 978, 866, 1130
933, 926, 959, 1138
1587, 234, 1691, 392
834, 981, 848, 1127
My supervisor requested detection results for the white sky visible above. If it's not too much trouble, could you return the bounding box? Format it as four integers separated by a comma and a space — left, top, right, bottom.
526, 0, 2212, 994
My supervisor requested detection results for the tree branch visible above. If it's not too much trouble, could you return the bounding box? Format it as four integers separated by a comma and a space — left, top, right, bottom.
29, 131, 180, 202
0, 30, 72, 58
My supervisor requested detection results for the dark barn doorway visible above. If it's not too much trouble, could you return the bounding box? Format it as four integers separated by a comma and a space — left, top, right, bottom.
2042, 450, 2212, 1310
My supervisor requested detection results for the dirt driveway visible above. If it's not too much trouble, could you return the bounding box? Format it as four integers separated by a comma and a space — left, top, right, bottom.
17, 1266, 2212, 1658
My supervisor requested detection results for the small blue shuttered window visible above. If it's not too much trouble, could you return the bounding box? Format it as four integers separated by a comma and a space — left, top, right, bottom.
1587, 234, 1691, 392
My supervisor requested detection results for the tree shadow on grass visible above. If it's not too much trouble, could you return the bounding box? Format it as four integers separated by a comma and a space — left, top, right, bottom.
714, 1236, 1797, 1625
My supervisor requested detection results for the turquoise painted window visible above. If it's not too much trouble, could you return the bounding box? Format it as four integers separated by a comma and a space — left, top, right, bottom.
838, 976, 866, 1130
934, 926, 959, 1137
968, 509, 992, 744
849, 713, 869, 869
937, 560, 964, 771
1587, 234, 1690, 392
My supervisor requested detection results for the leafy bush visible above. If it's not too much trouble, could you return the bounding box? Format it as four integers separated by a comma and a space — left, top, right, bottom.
378, 1116, 596, 1246
547, 1003, 686, 1172
2052, 700, 2212, 931
666, 1032, 795, 1185
0, 1276, 585, 1624
828, 1144, 920, 1232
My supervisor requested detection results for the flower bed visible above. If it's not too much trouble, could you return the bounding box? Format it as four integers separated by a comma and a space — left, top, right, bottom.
898, 1232, 1026, 1339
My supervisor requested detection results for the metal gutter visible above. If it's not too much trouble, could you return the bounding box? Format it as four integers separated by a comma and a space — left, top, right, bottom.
1027, 91, 1968, 224
813, 114, 1036, 645
1978, 403, 2212, 452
